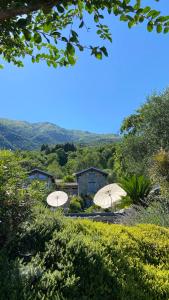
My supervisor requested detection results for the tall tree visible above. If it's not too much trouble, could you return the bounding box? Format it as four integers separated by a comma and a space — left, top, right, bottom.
121, 88, 169, 152
116, 88, 169, 177
0, 1, 169, 67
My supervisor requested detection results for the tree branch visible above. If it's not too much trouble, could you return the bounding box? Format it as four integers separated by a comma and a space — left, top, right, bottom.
0, 1, 60, 22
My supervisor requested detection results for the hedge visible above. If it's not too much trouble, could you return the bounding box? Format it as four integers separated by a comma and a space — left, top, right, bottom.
0, 206, 169, 300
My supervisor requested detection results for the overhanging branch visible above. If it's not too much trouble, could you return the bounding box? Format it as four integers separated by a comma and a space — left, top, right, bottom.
0, 1, 60, 22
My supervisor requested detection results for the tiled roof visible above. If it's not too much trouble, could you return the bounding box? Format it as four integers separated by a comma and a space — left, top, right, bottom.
28, 168, 54, 178
75, 167, 108, 177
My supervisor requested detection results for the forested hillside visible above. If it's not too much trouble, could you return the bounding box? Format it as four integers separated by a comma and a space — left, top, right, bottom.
0, 118, 119, 150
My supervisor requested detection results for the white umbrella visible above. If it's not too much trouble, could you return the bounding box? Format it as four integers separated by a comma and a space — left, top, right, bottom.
47, 191, 68, 207
94, 183, 127, 209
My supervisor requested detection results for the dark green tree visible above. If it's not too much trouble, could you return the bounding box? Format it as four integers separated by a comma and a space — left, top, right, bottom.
40, 144, 48, 152
63, 143, 77, 153
56, 148, 67, 166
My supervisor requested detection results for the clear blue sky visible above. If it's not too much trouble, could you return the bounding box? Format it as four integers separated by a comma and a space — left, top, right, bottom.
0, 0, 169, 134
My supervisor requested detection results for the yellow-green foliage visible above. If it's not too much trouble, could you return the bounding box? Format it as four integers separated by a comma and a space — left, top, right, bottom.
1, 206, 169, 300
150, 149, 169, 196
62, 220, 169, 300
81, 220, 169, 298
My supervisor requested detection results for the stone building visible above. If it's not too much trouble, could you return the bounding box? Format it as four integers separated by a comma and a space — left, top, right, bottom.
28, 169, 55, 188
75, 167, 108, 196
28, 167, 108, 196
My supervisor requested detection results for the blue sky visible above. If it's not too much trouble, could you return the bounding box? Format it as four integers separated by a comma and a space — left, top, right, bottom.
0, 0, 169, 134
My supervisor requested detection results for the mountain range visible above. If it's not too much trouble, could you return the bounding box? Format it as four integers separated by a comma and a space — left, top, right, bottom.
0, 118, 120, 150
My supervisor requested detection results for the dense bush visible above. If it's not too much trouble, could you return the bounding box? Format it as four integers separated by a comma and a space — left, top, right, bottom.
114, 195, 133, 210
125, 200, 169, 227
1, 206, 169, 300
68, 196, 84, 213
0, 150, 29, 248
0, 150, 50, 250
63, 175, 75, 183
149, 149, 169, 197
84, 204, 101, 213
120, 175, 151, 206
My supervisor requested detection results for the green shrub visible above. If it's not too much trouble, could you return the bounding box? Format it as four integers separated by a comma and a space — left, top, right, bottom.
84, 204, 101, 213
69, 196, 83, 213
114, 195, 133, 210
127, 200, 169, 227
149, 149, 169, 196
0, 253, 26, 300
0, 150, 30, 248
63, 175, 75, 183
3, 206, 169, 300
120, 175, 151, 205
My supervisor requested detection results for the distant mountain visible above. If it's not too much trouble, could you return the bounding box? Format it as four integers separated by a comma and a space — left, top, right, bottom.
0, 118, 120, 150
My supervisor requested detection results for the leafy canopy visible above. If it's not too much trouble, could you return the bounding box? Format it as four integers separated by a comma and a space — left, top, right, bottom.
115, 88, 169, 178
121, 88, 169, 152
0, 0, 169, 67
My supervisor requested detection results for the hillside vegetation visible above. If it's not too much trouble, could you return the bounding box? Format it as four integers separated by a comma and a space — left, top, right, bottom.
18, 143, 117, 182
0, 118, 119, 150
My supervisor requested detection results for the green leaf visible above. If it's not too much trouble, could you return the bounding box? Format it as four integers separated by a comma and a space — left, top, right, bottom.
62, 37, 68, 42
94, 15, 99, 23
139, 16, 144, 23
156, 24, 162, 33
147, 21, 154, 32
79, 21, 84, 28
23, 29, 32, 41
43, 23, 52, 33
128, 20, 135, 28
100, 47, 108, 57
147, 10, 160, 19
67, 55, 76, 65
67, 43, 75, 56
57, 5, 64, 13
120, 15, 129, 22
34, 32, 42, 44
17, 18, 27, 28
164, 27, 169, 34
143, 6, 151, 14
77, 44, 84, 51
95, 52, 102, 60
31, 57, 36, 63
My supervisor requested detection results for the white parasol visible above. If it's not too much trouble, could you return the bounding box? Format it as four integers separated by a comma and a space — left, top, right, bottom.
47, 191, 68, 207
93, 183, 127, 209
